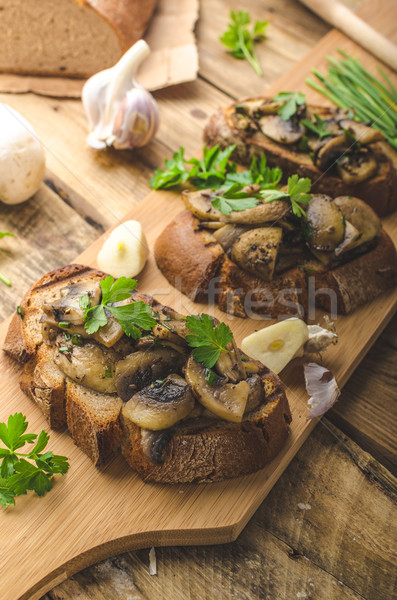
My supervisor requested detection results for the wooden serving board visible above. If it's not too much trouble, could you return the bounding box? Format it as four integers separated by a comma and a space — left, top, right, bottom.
1, 10, 397, 600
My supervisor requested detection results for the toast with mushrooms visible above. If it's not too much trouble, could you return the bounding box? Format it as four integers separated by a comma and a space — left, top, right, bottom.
154, 193, 397, 319
204, 99, 397, 217
4, 264, 291, 482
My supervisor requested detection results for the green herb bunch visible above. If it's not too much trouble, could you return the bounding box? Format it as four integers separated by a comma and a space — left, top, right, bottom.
306, 50, 397, 149
220, 11, 269, 77
0, 413, 69, 507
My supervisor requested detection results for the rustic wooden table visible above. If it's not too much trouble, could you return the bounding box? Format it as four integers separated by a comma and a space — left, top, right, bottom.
0, 1, 395, 599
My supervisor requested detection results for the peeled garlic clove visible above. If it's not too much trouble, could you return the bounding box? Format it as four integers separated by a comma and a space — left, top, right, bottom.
241, 317, 309, 374
97, 220, 149, 278
82, 40, 159, 150
112, 87, 159, 149
304, 362, 340, 418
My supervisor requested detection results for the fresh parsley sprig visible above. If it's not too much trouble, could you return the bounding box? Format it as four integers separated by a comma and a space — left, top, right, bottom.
0, 413, 69, 507
301, 113, 332, 140
261, 174, 312, 217
0, 231, 14, 287
211, 183, 261, 215
220, 11, 269, 77
80, 276, 157, 338
185, 314, 233, 368
272, 92, 306, 121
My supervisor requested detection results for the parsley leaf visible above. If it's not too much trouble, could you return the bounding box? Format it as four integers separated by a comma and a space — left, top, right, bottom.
0, 413, 70, 507
272, 92, 306, 121
226, 155, 282, 189
185, 314, 234, 368
220, 11, 269, 77
262, 175, 312, 217
82, 276, 157, 338
0, 232, 14, 240
211, 183, 261, 215
149, 148, 190, 189
301, 113, 332, 140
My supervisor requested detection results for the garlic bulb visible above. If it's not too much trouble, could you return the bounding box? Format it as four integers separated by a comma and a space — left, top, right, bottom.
82, 40, 159, 150
304, 362, 340, 418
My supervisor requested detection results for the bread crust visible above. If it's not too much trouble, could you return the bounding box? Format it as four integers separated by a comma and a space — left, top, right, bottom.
154, 211, 397, 318
204, 103, 397, 217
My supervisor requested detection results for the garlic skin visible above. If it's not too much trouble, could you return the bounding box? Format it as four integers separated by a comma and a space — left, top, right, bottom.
112, 88, 159, 149
304, 362, 340, 418
0, 104, 45, 204
304, 324, 338, 354
82, 40, 159, 150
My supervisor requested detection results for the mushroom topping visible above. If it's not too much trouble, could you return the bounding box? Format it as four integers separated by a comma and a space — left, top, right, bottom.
336, 149, 378, 185
213, 224, 249, 251
236, 98, 281, 118
258, 115, 305, 144
333, 196, 381, 245
184, 356, 250, 422
338, 119, 384, 145
115, 348, 187, 401
139, 428, 175, 465
40, 314, 124, 348
305, 195, 345, 251
42, 280, 101, 326
334, 220, 361, 256
215, 339, 246, 383
231, 227, 282, 280
183, 189, 289, 225
54, 340, 118, 394
245, 374, 265, 413
121, 375, 195, 431
313, 135, 351, 172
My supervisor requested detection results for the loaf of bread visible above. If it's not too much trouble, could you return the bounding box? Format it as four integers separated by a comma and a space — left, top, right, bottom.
0, 0, 158, 78
154, 194, 397, 319
4, 264, 292, 482
204, 99, 397, 217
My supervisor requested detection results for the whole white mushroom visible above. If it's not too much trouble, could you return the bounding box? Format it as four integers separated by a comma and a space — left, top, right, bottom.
0, 104, 46, 205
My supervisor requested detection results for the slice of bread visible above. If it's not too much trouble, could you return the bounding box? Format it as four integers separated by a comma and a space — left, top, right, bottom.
5, 265, 292, 482
0, 0, 158, 78
204, 102, 397, 217
154, 210, 397, 319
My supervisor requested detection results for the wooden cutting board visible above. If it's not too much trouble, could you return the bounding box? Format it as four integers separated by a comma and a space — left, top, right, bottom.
1, 10, 397, 600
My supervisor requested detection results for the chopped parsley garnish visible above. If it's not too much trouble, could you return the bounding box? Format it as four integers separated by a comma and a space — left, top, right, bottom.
71, 334, 83, 346
301, 113, 332, 140
204, 368, 217, 385
58, 346, 70, 353
272, 92, 306, 121
81, 276, 157, 339
16, 305, 24, 319
0, 413, 69, 507
104, 366, 113, 378
261, 174, 312, 217
185, 313, 233, 368
58, 321, 71, 329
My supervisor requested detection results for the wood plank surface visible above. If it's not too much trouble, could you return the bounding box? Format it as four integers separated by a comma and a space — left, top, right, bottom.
0, 0, 395, 599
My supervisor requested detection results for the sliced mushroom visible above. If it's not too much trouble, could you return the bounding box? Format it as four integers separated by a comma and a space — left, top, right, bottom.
336, 150, 378, 185
258, 115, 305, 144
236, 98, 281, 118
231, 227, 282, 280
245, 374, 265, 413
334, 220, 361, 256
54, 340, 117, 393
313, 135, 351, 172
333, 196, 381, 245
115, 348, 187, 401
183, 189, 290, 224
213, 224, 249, 251
40, 314, 124, 348
305, 195, 345, 251
121, 375, 195, 431
338, 119, 384, 145
42, 280, 101, 326
215, 339, 246, 383
184, 356, 250, 423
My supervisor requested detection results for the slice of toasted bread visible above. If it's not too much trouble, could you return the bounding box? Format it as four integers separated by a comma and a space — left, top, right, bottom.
121, 369, 291, 483
204, 103, 397, 217
3, 264, 105, 363
20, 344, 66, 429
154, 211, 397, 318
66, 380, 123, 466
